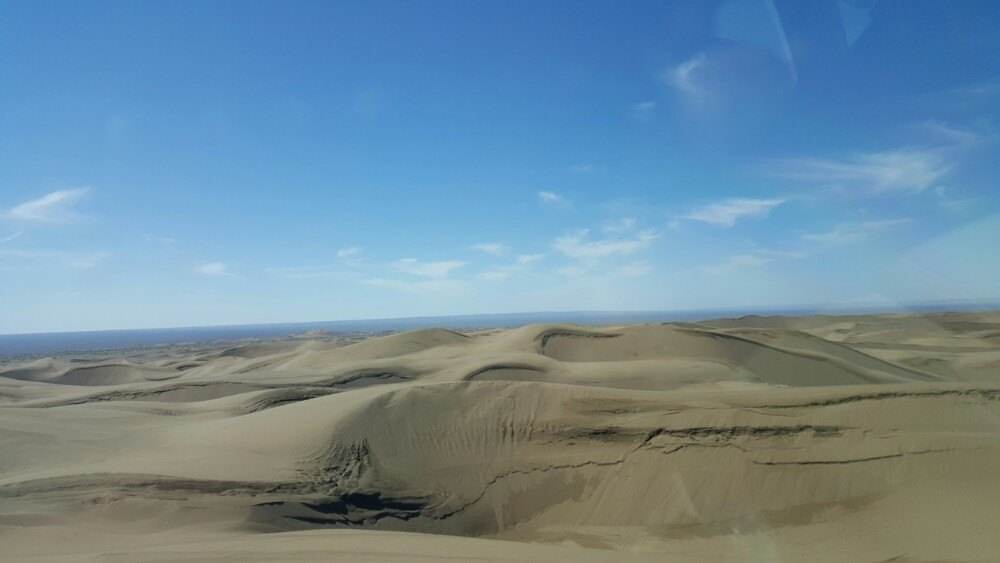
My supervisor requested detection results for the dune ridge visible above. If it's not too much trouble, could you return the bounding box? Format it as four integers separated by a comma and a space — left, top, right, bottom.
1, 312, 999, 562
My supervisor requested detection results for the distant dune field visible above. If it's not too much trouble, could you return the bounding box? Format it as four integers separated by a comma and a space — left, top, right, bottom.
2, 312, 1000, 562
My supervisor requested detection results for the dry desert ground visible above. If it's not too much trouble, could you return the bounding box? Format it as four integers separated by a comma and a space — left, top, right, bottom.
2, 312, 1000, 562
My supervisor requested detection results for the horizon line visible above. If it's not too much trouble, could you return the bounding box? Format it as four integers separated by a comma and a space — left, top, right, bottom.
2, 299, 998, 338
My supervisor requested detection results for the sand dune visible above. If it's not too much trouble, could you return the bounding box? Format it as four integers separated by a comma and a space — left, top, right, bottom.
1, 312, 999, 562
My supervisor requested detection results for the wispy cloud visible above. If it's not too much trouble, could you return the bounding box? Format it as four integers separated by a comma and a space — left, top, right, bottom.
470, 242, 507, 256
516, 253, 544, 265
771, 149, 949, 194
6, 188, 91, 223
1, 231, 23, 243
802, 218, 912, 245
553, 229, 657, 260
934, 186, 975, 213
365, 277, 462, 293
602, 217, 637, 234
914, 120, 982, 147
538, 191, 568, 206
703, 254, 773, 275
337, 246, 362, 259
948, 81, 1000, 100
195, 261, 233, 277
68, 252, 110, 270
477, 269, 511, 281
631, 101, 656, 121
0, 248, 109, 270
556, 259, 655, 280
476, 253, 545, 282
683, 198, 785, 227
392, 258, 465, 278
144, 234, 176, 247
570, 163, 595, 174
266, 265, 352, 280
666, 53, 707, 98
755, 248, 807, 260
614, 260, 652, 278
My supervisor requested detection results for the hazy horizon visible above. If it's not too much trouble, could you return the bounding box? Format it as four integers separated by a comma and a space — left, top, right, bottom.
4, 298, 1000, 338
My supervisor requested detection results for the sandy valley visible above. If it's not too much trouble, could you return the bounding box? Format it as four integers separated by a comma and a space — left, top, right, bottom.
2, 312, 1000, 562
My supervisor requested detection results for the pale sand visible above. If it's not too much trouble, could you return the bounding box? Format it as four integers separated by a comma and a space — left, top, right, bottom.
2, 312, 1000, 562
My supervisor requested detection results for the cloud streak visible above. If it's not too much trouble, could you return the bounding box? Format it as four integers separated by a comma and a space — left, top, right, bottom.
602, 217, 637, 234
470, 242, 507, 256
516, 253, 544, 265
553, 229, 657, 260
393, 258, 465, 278
365, 277, 462, 293
0, 231, 23, 243
538, 191, 568, 206
6, 188, 91, 223
915, 121, 981, 147
195, 262, 233, 277
683, 198, 786, 227
703, 254, 773, 275
666, 53, 707, 98
772, 149, 949, 194
476, 253, 545, 282
266, 265, 352, 279
337, 247, 362, 259
631, 101, 656, 121
802, 218, 912, 245
0, 248, 109, 270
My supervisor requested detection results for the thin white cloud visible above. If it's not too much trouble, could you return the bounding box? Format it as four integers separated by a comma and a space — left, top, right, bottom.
756, 248, 807, 260
516, 253, 544, 265
703, 254, 773, 275
915, 121, 981, 147
476, 253, 545, 282
631, 101, 656, 121
934, 186, 975, 213
266, 265, 352, 280
602, 217, 637, 234
570, 164, 594, 174
666, 53, 707, 97
392, 258, 465, 278
365, 277, 462, 293
195, 262, 232, 277
0, 248, 109, 270
557, 265, 593, 278
553, 229, 658, 260
67, 252, 110, 270
948, 81, 1000, 99
538, 191, 568, 206
555, 259, 654, 281
477, 269, 511, 281
702, 245, 807, 275
337, 246, 362, 259
6, 188, 90, 223
470, 242, 507, 256
771, 149, 949, 194
615, 260, 652, 278
144, 235, 176, 247
802, 218, 912, 245
0, 231, 23, 243
683, 198, 786, 227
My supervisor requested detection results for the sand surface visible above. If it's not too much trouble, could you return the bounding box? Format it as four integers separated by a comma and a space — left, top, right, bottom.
2, 312, 1000, 562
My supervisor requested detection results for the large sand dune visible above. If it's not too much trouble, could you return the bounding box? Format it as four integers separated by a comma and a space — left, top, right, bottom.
1, 312, 999, 561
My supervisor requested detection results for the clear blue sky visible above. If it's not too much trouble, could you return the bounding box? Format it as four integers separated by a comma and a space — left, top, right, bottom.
2, 0, 999, 333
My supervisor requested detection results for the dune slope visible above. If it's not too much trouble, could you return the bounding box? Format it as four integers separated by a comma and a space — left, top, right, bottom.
1, 313, 999, 562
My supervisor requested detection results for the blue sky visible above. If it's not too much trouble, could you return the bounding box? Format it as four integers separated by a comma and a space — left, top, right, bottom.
2, 0, 999, 333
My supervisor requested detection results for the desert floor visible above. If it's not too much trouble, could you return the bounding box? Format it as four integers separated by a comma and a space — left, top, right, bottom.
2, 312, 1000, 562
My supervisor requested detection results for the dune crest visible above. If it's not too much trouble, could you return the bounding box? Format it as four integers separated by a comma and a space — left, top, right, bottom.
2, 312, 1000, 562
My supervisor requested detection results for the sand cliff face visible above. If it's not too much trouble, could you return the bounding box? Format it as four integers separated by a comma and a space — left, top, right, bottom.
2, 313, 1000, 562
